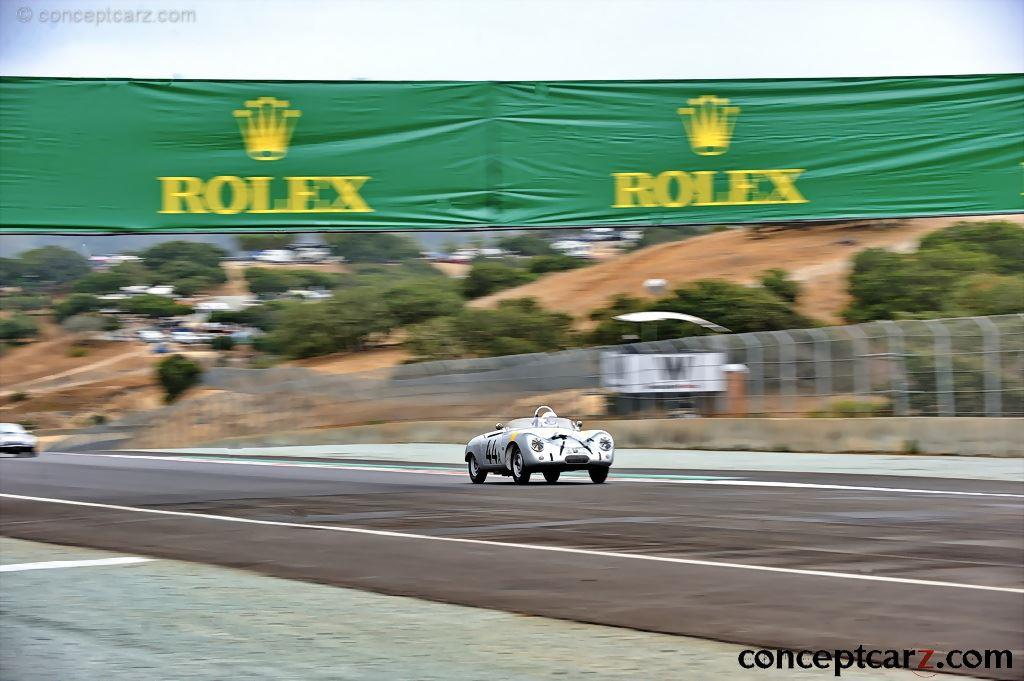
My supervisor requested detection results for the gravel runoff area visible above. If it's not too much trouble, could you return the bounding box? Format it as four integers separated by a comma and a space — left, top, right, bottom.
1, 537, 939, 680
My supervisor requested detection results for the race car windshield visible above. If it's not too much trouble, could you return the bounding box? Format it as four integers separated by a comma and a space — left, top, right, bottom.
0, 424, 26, 434
506, 417, 577, 430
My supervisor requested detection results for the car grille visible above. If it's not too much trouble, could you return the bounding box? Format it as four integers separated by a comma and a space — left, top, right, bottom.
565, 455, 589, 464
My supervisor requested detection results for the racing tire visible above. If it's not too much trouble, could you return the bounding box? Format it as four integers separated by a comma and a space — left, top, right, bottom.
510, 445, 531, 485
543, 470, 560, 484
588, 466, 609, 484
467, 456, 487, 484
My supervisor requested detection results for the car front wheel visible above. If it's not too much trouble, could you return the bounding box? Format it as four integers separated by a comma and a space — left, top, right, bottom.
543, 470, 560, 483
510, 445, 531, 485
588, 466, 609, 484
468, 456, 487, 484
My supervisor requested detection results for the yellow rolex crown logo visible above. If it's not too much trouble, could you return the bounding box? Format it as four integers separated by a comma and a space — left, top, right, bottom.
677, 94, 739, 156
233, 96, 301, 161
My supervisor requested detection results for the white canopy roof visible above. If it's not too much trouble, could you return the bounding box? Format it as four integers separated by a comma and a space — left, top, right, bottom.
612, 311, 731, 333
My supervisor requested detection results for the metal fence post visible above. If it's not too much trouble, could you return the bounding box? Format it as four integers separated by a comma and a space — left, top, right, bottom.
739, 332, 763, 416
880, 320, 909, 416
926, 319, 955, 417
845, 325, 870, 397
807, 328, 832, 406
709, 333, 730, 415
771, 330, 797, 415
972, 316, 1001, 417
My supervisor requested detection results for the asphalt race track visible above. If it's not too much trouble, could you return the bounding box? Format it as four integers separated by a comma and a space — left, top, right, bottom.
2, 451, 1022, 679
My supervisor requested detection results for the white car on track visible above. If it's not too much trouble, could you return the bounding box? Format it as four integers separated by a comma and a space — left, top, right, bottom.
464, 406, 614, 484
0, 423, 38, 457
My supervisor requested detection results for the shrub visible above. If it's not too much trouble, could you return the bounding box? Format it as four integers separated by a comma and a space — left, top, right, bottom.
211, 335, 235, 351
528, 255, 586, 275
62, 313, 107, 335
0, 294, 49, 311
589, 280, 815, 344
9, 391, 29, 403
843, 221, 1024, 322
497, 233, 555, 257
462, 260, 536, 299
0, 315, 40, 342
53, 293, 104, 321
760, 268, 800, 303
120, 294, 192, 318
67, 345, 89, 358
261, 292, 393, 359
156, 354, 203, 402
406, 298, 575, 361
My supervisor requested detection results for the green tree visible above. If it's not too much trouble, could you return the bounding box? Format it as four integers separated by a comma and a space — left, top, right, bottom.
209, 300, 291, 331
0, 258, 25, 287
497, 233, 555, 257
18, 246, 90, 287
528, 254, 586, 275
140, 241, 227, 271
235, 234, 294, 252
462, 260, 536, 299
323, 233, 420, 263
72, 268, 142, 294
0, 294, 49, 311
53, 293, 104, 321
403, 317, 463, 361
262, 292, 394, 359
61, 313, 107, 335
406, 298, 575, 361
951, 273, 1024, 316
918, 221, 1024, 274
382, 278, 463, 326
156, 354, 203, 402
589, 280, 813, 344
844, 222, 1023, 322
244, 268, 297, 295
211, 335, 235, 351
288, 269, 342, 289
760, 268, 800, 303
120, 294, 192, 318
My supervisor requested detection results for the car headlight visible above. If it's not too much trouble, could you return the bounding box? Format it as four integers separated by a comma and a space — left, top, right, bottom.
530, 438, 545, 453
598, 436, 613, 451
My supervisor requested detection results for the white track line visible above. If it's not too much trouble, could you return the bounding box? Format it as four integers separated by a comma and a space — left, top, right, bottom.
2, 493, 1021, 594
67, 453, 1024, 499
0, 557, 153, 572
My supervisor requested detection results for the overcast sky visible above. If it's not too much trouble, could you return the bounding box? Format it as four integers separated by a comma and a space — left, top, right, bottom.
1, 0, 1021, 80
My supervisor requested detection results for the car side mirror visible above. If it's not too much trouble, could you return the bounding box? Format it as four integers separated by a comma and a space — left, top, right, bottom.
574, 420, 583, 429
495, 423, 503, 430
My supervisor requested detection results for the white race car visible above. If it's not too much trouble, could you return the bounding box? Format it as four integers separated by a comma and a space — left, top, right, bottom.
0, 423, 37, 457
464, 407, 614, 484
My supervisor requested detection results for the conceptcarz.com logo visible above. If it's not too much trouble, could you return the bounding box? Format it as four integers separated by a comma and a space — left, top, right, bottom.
737, 646, 1013, 676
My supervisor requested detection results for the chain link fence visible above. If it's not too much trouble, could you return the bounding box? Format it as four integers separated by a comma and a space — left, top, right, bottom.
130, 314, 1022, 448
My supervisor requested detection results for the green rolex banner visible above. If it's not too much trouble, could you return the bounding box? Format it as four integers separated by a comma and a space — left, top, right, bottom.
0, 74, 1021, 233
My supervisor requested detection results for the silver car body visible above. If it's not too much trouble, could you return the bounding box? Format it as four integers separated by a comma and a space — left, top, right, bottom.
0, 423, 37, 457
465, 407, 614, 479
